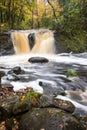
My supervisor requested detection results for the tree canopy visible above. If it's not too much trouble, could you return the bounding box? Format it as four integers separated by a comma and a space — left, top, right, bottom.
0, 0, 87, 52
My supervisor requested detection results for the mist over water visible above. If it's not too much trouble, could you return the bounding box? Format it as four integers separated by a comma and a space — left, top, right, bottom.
0, 29, 87, 116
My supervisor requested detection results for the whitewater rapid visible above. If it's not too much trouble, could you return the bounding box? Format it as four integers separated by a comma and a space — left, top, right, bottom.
0, 53, 87, 115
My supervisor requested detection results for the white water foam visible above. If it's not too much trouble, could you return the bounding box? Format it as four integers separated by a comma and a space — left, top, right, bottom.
0, 53, 87, 67
56, 95, 87, 112
11, 81, 43, 93
0, 53, 87, 115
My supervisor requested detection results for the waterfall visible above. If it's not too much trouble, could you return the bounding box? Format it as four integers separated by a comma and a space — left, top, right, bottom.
11, 29, 56, 54
11, 32, 30, 54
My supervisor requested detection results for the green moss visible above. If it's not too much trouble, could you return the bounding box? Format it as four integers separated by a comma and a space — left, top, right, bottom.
66, 69, 78, 78
13, 91, 42, 115
24, 91, 42, 107
25, 91, 42, 99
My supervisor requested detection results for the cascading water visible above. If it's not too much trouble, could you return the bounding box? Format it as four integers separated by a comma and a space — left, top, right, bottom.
11, 32, 30, 54
11, 29, 56, 54
0, 29, 87, 118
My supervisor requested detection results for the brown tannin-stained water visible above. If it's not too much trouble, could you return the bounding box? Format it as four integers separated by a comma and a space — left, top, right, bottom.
11, 29, 55, 54
0, 29, 87, 117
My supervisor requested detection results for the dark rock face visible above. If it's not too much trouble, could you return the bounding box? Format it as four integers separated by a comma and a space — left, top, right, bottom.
0, 96, 19, 120
7, 66, 25, 81
38, 95, 75, 113
54, 32, 67, 53
28, 33, 35, 50
53, 98, 75, 113
8, 66, 24, 75
0, 90, 86, 130
0, 71, 5, 78
39, 81, 65, 96
0, 33, 14, 56
28, 57, 49, 63
0, 71, 5, 86
19, 108, 85, 130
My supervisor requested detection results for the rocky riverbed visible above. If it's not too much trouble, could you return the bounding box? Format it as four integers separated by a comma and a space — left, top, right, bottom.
0, 31, 87, 130
0, 85, 87, 130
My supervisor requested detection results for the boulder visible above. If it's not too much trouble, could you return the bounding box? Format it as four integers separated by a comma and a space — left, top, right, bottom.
38, 94, 75, 113
13, 92, 75, 115
13, 99, 31, 115
0, 96, 19, 120
39, 81, 65, 96
19, 108, 85, 130
53, 98, 75, 113
28, 33, 35, 50
8, 66, 24, 75
0, 90, 85, 130
28, 57, 49, 63
13, 91, 42, 115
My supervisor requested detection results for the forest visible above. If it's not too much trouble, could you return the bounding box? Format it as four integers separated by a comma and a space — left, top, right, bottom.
0, 0, 87, 52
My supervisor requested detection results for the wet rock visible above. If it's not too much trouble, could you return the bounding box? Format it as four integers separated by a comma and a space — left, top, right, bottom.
0, 96, 19, 119
39, 81, 65, 96
0, 90, 86, 129
28, 57, 49, 63
38, 94, 75, 113
13, 98, 32, 115
39, 95, 53, 107
8, 66, 24, 75
0, 71, 5, 78
0, 71, 5, 86
12, 91, 75, 115
53, 98, 75, 113
13, 91, 42, 115
7, 67, 25, 81
28, 33, 35, 50
7, 74, 20, 81
19, 108, 85, 130
0, 33, 14, 56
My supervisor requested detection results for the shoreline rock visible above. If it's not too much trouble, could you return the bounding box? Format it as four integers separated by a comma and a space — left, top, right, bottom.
0, 86, 86, 130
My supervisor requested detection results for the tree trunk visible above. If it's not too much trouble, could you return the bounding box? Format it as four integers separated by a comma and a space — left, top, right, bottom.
47, 0, 57, 19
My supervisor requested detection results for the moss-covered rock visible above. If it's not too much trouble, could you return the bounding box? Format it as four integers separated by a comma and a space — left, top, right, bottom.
0, 96, 19, 120
13, 91, 42, 115
38, 94, 75, 113
19, 108, 85, 130
53, 98, 75, 113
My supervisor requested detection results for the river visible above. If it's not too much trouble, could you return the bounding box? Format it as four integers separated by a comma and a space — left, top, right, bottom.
0, 52, 87, 117
0, 29, 87, 117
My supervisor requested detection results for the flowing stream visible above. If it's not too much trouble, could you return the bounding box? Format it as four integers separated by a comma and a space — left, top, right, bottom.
0, 53, 87, 116
0, 29, 87, 117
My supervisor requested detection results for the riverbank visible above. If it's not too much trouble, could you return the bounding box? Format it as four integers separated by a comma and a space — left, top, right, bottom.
0, 30, 87, 56
0, 85, 87, 130
55, 30, 87, 53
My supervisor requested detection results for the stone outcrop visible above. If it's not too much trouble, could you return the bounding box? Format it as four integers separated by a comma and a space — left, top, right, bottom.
0, 33, 14, 56
19, 108, 85, 130
0, 90, 86, 130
